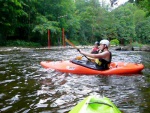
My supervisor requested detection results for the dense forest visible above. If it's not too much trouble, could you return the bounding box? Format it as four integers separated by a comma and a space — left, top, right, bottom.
0, 0, 150, 47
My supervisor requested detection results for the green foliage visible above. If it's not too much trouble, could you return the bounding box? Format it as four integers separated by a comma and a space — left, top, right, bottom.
135, 17, 150, 44
111, 3, 137, 44
6, 40, 41, 47
0, 0, 27, 36
135, 0, 150, 16
110, 39, 119, 46
134, 9, 146, 24
0, 0, 150, 47
33, 15, 60, 34
131, 41, 143, 47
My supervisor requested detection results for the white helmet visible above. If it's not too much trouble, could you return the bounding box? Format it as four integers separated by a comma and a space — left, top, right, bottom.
100, 39, 110, 47
95, 41, 100, 46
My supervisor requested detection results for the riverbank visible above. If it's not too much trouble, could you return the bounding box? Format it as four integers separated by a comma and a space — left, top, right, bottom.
0, 45, 150, 52
0, 46, 93, 52
113, 45, 150, 52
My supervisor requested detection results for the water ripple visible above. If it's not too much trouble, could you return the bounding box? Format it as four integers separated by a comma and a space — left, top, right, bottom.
0, 48, 149, 113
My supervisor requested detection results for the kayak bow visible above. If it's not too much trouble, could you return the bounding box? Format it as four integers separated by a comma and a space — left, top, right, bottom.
69, 96, 121, 113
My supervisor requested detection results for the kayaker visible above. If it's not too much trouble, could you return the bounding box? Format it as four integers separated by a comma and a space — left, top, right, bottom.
91, 41, 100, 54
78, 39, 112, 70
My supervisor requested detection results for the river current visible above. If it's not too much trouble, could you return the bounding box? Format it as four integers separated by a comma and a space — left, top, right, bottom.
0, 47, 150, 113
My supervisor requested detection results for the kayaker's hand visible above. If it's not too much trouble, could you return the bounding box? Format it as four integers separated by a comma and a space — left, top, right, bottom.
77, 49, 85, 55
78, 49, 83, 55
77, 49, 81, 53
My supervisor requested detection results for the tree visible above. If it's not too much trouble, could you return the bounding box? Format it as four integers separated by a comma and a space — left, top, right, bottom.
75, 0, 114, 44
135, 17, 150, 43
75, 0, 100, 44
129, 0, 150, 16
0, 0, 27, 38
112, 3, 139, 45
0, 0, 149, 46
134, 9, 146, 24
32, 0, 78, 45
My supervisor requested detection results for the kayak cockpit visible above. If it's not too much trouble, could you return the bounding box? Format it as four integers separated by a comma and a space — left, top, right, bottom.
71, 59, 102, 70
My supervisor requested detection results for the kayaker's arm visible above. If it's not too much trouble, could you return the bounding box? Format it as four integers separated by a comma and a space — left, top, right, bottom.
77, 49, 93, 61
80, 50, 107, 58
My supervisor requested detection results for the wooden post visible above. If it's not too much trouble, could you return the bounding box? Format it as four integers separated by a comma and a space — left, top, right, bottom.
48, 29, 50, 48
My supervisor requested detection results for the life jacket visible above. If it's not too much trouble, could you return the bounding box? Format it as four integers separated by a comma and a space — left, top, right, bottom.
91, 47, 99, 54
95, 51, 112, 70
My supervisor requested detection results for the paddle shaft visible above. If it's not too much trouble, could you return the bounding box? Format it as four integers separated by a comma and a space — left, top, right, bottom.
65, 38, 78, 49
65, 38, 90, 61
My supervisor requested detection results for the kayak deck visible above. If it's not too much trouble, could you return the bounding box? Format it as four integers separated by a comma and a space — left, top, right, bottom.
69, 96, 121, 113
40, 60, 144, 75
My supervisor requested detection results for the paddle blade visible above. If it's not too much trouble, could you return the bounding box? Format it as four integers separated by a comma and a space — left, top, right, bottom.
76, 56, 83, 60
65, 38, 78, 49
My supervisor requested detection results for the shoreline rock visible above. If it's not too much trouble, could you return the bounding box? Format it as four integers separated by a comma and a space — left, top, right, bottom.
114, 45, 150, 52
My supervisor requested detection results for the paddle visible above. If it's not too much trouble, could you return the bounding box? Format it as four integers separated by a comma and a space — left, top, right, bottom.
76, 56, 96, 63
76, 56, 83, 60
65, 38, 91, 61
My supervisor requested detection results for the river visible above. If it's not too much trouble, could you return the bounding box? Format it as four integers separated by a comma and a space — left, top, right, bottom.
0, 47, 150, 113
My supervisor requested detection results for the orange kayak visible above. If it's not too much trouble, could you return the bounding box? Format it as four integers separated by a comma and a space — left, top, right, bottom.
40, 60, 144, 75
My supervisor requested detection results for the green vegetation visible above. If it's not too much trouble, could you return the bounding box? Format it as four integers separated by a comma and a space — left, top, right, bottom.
131, 41, 143, 47
6, 40, 41, 47
110, 39, 119, 46
0, 0, 150, 47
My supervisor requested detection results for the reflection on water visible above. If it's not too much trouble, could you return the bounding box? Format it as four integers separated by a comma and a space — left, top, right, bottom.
0, 47, 150, 113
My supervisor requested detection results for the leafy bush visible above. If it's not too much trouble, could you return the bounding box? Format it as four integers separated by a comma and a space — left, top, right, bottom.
6, 40, 42, 47
110, 39, 119, 46
131, 41, 143, 47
